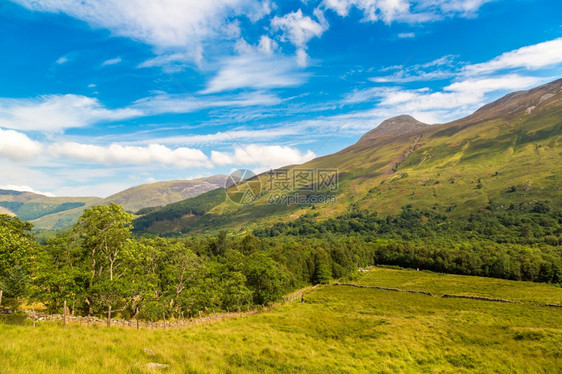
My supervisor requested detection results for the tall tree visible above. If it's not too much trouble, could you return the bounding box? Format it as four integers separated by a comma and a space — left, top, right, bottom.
73, 203, 133, 314
0, 215, 38, 309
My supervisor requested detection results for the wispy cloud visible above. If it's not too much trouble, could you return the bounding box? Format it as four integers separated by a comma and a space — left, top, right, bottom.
101, 56, 122, 66
321, 0, 493, 23
398, 32, 415, 38
201, 52, 307, 94
369, 55, 458, 83
0, 94, 142, 132
0, 90, 283, 132
13, 0, 269, 61
463, 37, 562, 75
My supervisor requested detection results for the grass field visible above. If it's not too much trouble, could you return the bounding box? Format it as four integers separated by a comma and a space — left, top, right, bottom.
1, 268, 561, 373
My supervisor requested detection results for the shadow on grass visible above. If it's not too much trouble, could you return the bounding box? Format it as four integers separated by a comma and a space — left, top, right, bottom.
0, 311, 28, 325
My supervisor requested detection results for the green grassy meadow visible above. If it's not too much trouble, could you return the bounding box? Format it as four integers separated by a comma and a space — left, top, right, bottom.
1, 268, 561, 373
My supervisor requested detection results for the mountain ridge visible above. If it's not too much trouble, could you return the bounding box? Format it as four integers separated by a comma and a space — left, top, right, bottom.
131, 79, 562, 235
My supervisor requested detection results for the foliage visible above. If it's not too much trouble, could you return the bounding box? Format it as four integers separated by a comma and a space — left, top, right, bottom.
132, 188, 226, 232
0, 215, 38, 309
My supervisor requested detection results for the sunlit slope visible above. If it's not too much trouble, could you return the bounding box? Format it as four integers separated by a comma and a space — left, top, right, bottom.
101, 175, 227, 212
0, 189, 100, 230
135, 79, 562, 234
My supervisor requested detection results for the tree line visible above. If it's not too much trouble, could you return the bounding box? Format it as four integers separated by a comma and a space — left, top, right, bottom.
0, 204, 356, 320
1, 201, 560, 320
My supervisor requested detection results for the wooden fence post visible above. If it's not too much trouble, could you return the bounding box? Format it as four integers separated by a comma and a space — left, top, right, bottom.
63, 300, 67, 328
107, 305, 112, 328
136, 307, 140, 330
0, 290, 3, 307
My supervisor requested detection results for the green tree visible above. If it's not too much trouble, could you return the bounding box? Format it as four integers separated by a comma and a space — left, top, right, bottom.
0, 215, 38, 309
243, 252, 289, 305
72, 203, 133, 314
74, 203, 133, 283
0, 266, 30, 309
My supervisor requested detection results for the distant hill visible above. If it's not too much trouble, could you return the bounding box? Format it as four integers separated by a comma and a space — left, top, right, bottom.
0, 176, 227, 230
133, 79, 562, 235
101, 175, 227, 212
0, 190, 100, 230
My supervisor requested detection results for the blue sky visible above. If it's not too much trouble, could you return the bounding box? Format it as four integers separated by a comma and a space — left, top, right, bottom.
0, 0, 561, 197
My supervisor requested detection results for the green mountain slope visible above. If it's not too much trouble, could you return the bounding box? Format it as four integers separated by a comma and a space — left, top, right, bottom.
135, 79, 562, 235
101, 175, 227, 212
0, 176, 227, 230
0, 190, 101, 230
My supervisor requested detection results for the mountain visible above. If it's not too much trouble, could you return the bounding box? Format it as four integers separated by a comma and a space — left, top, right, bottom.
358, 115, 428, 141
100, 175, 227, 212
134, 79, 562, 235
0, 176, 227, 230
0, 189, 99, 228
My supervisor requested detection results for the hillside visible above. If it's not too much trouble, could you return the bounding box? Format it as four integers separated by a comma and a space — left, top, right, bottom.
0, 190, 101, 230
101, 175, 227, 212
134, 79, 562, 235
2, 268, 560, 373
0, 176, 227, 230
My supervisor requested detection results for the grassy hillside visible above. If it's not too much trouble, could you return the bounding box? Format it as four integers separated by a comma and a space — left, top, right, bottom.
0, 190, 101, 231
0, 176, 227, 230
1, 268, 560, 373
134, 79, 562, 235
102, 175, 226, 212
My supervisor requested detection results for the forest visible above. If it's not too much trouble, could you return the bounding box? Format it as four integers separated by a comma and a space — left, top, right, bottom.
1, 201, 561, 322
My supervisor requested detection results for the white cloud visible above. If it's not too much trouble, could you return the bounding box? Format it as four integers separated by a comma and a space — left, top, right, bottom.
201, 53, 307, 93
398, 32, 415, 38
131, 127, 300, 146
359, 38, 562, 125
425, 0, 492, 16
137, 53, 194, 71
271, 9, 327, 49
464, 37, 562, 75
133, 91, 281, 115
211, 144, 316, 168
445, 75, 542, 93
322, 0, 410, 23
322, 0, 492, 23
49, 142, 212, 168
0, 90, 282, 132
56, 56, 68, 64
0, 184, 55, 197
101, 56, 122, 66
0, 94, 142, 132
0, 128, 43, 161
13, 0, 268, 61
296, 48, 310, 67
369, 55, 457, 83
257, 35, 278, 56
